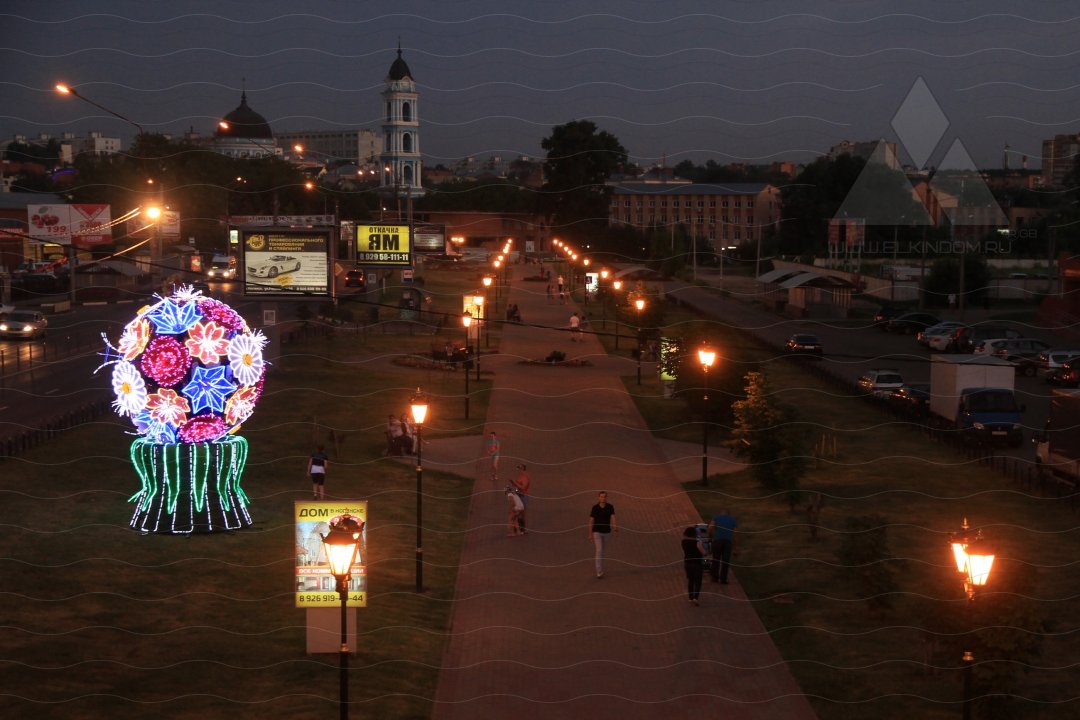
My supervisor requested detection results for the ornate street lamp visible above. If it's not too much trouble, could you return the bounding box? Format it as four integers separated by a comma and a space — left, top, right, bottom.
698, 346, 717, 486
949, 518, 996, 720
410, 388, 429, 593
634, 297, 646, 385
612, 280, 623, 349
321, 514, 364, 720
482, 276, 493, 346
473, 294, 484, 380
462, 312, 472, 419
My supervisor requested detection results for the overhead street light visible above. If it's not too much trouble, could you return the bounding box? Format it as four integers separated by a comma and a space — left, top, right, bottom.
55, 82, 145, 135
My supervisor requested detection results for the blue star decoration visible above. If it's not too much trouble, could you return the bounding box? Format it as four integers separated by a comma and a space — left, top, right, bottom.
145, 298, 200, 335
181, 365, 234, 415
133, 410, 178, 444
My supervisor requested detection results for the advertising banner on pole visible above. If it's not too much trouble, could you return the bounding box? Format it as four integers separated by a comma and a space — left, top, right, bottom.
27, 203, 112, 246
355, 224, 412, 266
241, 227, 331, 297
294, 501, 368, 608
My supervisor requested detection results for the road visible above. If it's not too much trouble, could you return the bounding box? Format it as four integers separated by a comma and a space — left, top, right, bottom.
665, 281, 1057, 460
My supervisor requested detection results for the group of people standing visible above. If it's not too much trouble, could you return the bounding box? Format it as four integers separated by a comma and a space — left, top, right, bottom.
386, 413, 417, 456
681, 509, 738, 605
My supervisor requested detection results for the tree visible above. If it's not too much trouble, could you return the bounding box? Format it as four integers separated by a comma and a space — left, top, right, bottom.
923, 254, 992, 308
726, 371, 807, 504
835, 514, 898, 613
541, 120, 628, 240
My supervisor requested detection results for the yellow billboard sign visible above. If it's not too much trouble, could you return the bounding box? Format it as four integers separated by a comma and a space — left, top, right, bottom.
356, 224, 412, 266
294, 501, 368, 608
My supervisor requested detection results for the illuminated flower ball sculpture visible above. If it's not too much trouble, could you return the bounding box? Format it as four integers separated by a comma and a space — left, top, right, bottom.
100, 286, 267, 534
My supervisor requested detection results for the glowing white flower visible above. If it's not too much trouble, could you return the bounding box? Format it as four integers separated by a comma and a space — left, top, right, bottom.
111, 361, 148, 417
227, 333, 265, 387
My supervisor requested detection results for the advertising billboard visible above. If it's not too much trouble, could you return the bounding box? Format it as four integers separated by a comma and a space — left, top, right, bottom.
27, 203, 112, 246
241, 228, 331, 296
356, 224, 412, 266
294, 501, 368, 608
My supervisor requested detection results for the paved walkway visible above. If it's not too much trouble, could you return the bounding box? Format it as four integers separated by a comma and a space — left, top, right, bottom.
423, 265, 818, 720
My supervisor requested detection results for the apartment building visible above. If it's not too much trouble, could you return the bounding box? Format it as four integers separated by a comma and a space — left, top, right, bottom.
608, 181, 782, 245
1040, 134, 1080, 188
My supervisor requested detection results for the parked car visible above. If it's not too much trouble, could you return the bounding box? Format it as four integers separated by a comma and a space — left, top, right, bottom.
972, 338, 1051, 368
1023, 349, 1080, 381
1047, 359, 1080, 388
0, 310, 47, 339
872, 305, 907, 329
927, 324, 968, 351
344, 268, 366, 288
886, 312, 941, 335
887, 383, 931, 417
918, 321, 965, 347
785, 333, 823, 355
247, 255, 301, 278
948, 325, 1022, 353
858, 369, 905, 397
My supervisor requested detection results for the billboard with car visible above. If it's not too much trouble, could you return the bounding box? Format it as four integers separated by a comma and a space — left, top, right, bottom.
241, 228, 331, 297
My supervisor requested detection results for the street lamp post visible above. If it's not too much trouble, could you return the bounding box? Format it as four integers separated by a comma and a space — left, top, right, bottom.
635, 297, 646, 385
410, 389, 429, 593
949, 518, 995, 720
462, 312, 472, 419
612, 280, 623, 350
482, 276, 493, 347
698, 346, 716, 486
55, 83, 145, 135
600, 269, 610, 327
321, 514, 364, 720
473, 294, 484, 381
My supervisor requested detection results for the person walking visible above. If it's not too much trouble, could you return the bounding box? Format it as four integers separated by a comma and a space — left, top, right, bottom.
569, 312, 582, 342
707, 508, 738, 584
485, 431, 501, 481
681, 526, 706, 605
546, 283, 554, 302
387, 414, 404, 456
587, 491, 617, 578
506, 486, 525, 537
512, 464, 531, 533
307, 445, 329, 500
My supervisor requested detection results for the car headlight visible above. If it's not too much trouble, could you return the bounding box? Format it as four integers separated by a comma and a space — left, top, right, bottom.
0, 324, 7, 331
1012, 424, 1021, 430
972, 422, 985, 430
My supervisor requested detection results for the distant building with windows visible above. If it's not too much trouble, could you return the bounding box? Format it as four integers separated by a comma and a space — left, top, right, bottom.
274, 129, 382, 170
1040, 133, 1080, 188
608, 181, 782, 246
829, 139, 900, 169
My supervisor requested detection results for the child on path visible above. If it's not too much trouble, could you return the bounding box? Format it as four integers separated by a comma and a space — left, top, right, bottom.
307, 445, 328, 500
485, 431, 501, 481
506, 487, 525, 537
512, 464, 531, 533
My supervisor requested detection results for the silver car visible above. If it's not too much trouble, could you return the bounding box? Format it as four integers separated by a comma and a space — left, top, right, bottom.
0, 310, 47, 339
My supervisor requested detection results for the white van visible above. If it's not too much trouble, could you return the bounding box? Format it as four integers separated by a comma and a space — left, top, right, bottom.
206, 254, 236, 281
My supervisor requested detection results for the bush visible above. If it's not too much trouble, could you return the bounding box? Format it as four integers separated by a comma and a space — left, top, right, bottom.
545, 350, 566, 363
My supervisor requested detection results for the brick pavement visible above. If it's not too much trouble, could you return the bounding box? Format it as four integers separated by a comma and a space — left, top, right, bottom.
427, 264, 818, 720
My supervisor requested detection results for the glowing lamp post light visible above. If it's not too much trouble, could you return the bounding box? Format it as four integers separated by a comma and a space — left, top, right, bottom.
472, 294, 484, 380
698, 346, 717, 486
321, 514, 364, 720
612, 280, 623, 349
98, 285, 267, 534
635, 297, 647, 385
462, 312, 472, 419
482, 276, 493, 344
949, 518, 996, 720
410, 388, 429, 593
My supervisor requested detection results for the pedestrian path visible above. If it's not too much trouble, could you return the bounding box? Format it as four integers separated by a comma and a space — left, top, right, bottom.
427, 265, 818, 720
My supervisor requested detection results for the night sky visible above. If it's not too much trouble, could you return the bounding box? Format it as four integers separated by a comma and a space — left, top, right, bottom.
3, 1, 1078, 170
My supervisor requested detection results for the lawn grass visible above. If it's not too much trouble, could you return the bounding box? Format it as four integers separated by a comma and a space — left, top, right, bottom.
0, 276, 490, 718
627, 314, 1080, 719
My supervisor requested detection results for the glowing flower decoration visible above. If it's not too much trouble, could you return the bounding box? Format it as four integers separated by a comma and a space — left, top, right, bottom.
100, 287, 267, 446
198, 298, 247, 332
118, 318, 151, 361
185, 320, 230, 365
145, 297, 200, 335
227, 332, 266, 387
146, 388, 190, 426
111, 361, 148, 417
182, 364, 234, 415
177, 414, 228, 443
224, 385, 259, 426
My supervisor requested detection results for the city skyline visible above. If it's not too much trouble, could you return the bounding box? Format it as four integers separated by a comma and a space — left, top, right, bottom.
2, 1, 1079, 173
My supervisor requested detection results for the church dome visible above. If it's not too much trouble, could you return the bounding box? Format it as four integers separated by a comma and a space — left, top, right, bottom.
216, 91, 273, 140
388, 48, 413, 81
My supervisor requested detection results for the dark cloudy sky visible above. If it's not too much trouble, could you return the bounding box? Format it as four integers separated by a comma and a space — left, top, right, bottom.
3, 1, 1078, 170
